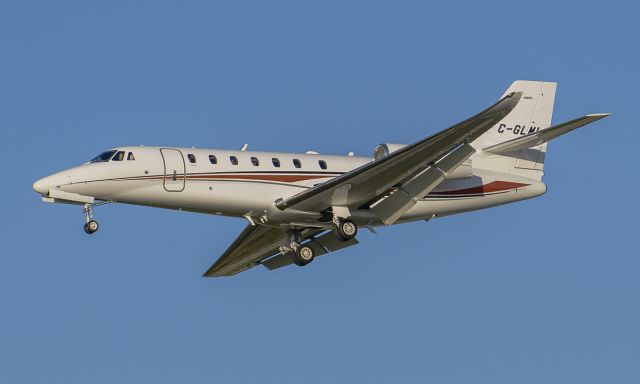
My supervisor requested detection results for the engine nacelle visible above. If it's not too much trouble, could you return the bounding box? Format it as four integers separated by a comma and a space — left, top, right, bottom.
373, 143, 473, 179
372, 143, 407, 161
445, 160, 473, 179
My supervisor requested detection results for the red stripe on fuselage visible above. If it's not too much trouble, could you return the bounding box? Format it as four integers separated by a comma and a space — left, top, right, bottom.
428, 181, 530, 196
184, 174, 333, 182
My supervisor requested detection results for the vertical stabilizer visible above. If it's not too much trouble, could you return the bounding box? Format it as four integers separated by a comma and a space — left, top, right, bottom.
471, 80, 557, 180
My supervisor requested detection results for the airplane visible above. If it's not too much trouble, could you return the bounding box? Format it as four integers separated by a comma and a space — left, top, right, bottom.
32, 80, 609, 277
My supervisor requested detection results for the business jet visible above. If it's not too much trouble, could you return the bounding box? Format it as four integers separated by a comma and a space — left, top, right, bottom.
33, 80, 608, 277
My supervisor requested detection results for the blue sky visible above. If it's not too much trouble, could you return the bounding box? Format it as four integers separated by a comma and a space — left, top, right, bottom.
1, 1, 638, 383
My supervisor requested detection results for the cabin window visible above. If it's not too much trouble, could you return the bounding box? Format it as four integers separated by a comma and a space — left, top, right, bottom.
112, 151, 125, 161
187, 154, 196, 164
90, 150, 117, 163
209, 155, 217, 164
251, 157, 260, 166
272, 158, 281, 167
293, 159, 302, 168
230, 156, 238, 165
318, 160, 327, 169
127, 152, 135, 161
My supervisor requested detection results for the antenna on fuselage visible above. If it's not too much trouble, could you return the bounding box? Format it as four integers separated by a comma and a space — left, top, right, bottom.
240, 144, 248, 151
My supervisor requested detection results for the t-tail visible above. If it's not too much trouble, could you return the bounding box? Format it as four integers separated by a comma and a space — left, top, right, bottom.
470, 80, 609, 180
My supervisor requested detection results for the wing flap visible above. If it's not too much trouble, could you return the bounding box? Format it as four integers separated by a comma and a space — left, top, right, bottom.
483, 113, 610, 154
309, 230, 359, 253
276, 91, 522, 213
261, 253, 294, 271
370, 142, 475, 224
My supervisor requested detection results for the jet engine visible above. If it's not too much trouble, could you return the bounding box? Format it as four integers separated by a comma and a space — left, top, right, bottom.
372, 143, 407, 161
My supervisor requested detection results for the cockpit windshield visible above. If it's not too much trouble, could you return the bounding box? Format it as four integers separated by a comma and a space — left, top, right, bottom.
90, 150, 117, 163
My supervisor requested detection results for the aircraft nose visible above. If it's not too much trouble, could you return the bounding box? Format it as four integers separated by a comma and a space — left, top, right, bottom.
33, 178, 47, 194
33, 169, 77, 195
33, 176, 52, 195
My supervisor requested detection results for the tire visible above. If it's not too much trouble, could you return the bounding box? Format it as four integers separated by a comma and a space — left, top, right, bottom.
84, 220, 99, 234
291, 245, 315, 266
335, 219, 357, 241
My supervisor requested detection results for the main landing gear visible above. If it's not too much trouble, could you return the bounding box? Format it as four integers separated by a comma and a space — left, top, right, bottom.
283, 217, 358, 269
283, 230, 316, 267
291, 244, 315, 266
334, 217, 358, 241
83, 203, 99, 234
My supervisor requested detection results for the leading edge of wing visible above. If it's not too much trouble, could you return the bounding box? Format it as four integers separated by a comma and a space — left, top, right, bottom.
275, 91, 523, 211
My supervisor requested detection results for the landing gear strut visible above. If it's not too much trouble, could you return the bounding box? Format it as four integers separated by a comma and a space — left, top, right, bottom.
83, 203, 99, 234
334, 217, 357, 241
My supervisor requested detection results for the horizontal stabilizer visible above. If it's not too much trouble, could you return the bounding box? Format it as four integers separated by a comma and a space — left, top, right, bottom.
483, 113, 610, 154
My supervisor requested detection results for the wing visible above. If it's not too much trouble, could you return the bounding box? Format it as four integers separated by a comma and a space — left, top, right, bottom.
203, 224, 322, 277
483, 113, 610, 154
275, 91, 523, 213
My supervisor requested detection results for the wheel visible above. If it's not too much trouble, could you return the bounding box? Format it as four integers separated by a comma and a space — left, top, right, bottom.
291, 245, 315, 266
335, 219, 357, 241
84, 220, 99, 234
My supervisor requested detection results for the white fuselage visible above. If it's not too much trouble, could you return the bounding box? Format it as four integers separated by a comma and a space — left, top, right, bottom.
33, 146, 547, 228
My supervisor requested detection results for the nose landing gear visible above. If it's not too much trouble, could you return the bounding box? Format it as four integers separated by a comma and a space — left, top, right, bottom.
83, 220, 99, 234
83, 203, 99, 234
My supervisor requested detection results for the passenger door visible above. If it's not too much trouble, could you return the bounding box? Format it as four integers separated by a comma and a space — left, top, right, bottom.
160, 148, 186, 192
